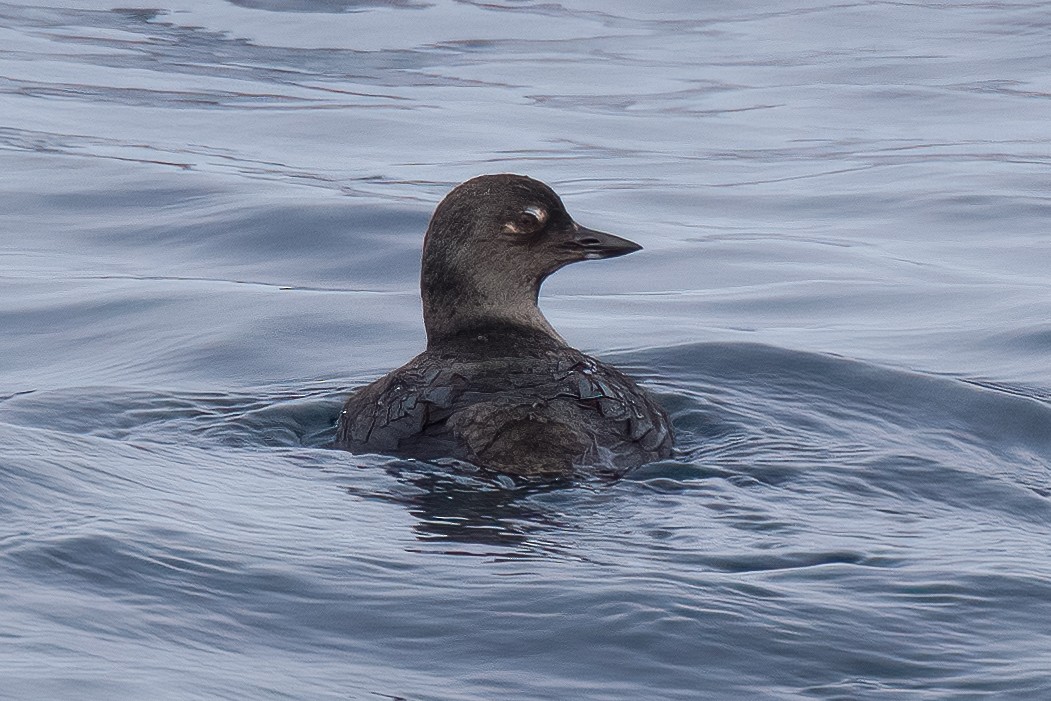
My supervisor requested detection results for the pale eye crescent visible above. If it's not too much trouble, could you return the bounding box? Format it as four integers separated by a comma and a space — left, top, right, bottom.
520, 206, 548, 228
503, 205, 549, 234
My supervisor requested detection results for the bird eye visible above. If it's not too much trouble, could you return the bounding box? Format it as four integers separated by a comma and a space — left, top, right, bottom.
518, 211, 540, 228
502, 205, 549, 235
516, 206, 547, 231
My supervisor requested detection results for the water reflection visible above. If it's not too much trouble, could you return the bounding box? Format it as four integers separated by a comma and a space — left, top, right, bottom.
346, 460, 578, 554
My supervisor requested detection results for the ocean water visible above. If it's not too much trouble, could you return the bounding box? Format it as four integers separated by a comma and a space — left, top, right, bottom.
2, 1, 1051, 699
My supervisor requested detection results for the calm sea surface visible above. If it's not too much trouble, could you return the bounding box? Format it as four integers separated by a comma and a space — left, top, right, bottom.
2, 1, 1051, 699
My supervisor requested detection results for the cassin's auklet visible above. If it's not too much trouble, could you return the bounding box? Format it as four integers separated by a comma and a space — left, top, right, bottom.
335, 174, 672, 476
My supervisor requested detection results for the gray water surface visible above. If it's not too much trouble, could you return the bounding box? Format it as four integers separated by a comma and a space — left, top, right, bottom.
2, 1, 1050, 699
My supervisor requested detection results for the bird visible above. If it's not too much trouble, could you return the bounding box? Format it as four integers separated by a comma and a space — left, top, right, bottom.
335, 174, 672, 477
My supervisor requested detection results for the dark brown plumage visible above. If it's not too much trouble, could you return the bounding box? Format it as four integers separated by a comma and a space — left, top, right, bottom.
335, 174, 672, 476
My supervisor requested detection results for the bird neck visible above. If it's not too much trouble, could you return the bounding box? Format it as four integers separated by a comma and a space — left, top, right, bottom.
421, 262, 565, 348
